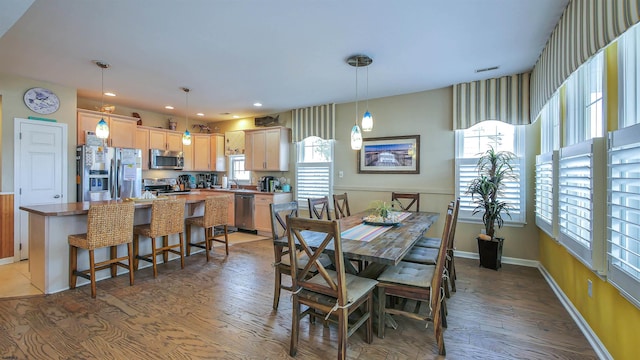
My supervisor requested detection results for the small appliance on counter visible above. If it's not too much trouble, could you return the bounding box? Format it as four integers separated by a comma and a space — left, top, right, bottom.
259, 176, 279, 192
143, 178, 191, 195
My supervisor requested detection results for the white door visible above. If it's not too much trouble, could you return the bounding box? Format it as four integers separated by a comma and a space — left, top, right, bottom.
14, 118, 67, 260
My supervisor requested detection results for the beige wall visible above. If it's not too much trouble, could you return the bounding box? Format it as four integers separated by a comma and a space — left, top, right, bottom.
0, 72, 77, 197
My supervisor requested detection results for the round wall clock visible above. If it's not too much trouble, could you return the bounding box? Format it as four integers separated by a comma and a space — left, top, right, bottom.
23, 87, 60, 115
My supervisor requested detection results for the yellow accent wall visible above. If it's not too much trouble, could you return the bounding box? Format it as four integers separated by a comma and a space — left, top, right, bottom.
540, 234, 639, 360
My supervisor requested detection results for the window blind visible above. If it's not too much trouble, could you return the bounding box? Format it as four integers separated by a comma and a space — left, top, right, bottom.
535, 152, 556, 238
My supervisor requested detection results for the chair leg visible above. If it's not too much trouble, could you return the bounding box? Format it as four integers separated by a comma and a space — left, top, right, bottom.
127, 242, 134, 286
179, 232, 185, 269
223, 225, 229, 256
69, 245, 78, 289
110, 245, 118, 278
162, 235, 169, 263
377, 286, 386, 338
365, 292, 374, 344
449, 256, 457, 293
290, 297, 300, 357
151, 237, 158, 278
133, 234, 140, 270
89, 249, 97, 298
205, 227, 211, 262
273, 267, 282, 310
186, 223, 192, 256
337, 307, 348, 360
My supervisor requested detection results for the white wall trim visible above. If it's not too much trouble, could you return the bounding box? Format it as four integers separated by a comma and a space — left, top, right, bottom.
538, 265, 612, 360
455, 250, 539, 268
0, 257, 14, 266
332, 185, 453, 195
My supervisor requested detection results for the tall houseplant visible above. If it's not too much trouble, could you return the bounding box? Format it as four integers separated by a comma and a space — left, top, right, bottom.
466, 146, 517, 269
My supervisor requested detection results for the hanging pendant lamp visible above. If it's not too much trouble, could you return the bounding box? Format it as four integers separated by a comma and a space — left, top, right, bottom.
181, 87, 191, 145
361, 62, 374, 132
95, 61, 110, 140
347, 55, 373, 150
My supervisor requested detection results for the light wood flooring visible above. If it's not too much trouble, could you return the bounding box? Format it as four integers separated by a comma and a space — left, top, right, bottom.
0, 238, 598, 359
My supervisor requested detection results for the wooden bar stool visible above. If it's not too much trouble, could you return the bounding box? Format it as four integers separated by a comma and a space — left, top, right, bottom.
68, 201, 135, 298
185, 196, 230, 261
133, 198, 186, 278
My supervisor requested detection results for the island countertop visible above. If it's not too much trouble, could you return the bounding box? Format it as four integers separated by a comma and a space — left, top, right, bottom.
19, 190, 289, 216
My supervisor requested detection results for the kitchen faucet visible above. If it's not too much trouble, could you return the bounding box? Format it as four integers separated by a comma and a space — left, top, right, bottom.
229, 178, 238, 189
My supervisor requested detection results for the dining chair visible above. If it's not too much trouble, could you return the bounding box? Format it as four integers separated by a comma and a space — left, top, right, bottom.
391, 192, 420, 212
333, 193, 351, 219
68, 201, 135, 298
185, 195, 230, 261
269, 201, 332, 310
403, 202, 455, 266
308, 196, 332, 220
287, 216, 378, 359
375, 208, 452, 356
413, 198, 460, 296
133, 198, 186, 278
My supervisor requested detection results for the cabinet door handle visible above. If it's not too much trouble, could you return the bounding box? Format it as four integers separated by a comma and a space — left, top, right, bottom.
53, 194, 61, 199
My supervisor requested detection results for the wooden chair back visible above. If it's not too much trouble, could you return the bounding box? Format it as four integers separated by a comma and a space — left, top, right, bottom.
333, 193, 351, 219
287, 217, 346, 304
391, 192, 420, 212
202, 196, 228, 228
149, 198, 186, 237
447, 197, 460, 250
430, 207, 453, 339
270, 201, 298, 241
85, 201, 135, 249
308, 196, 331, 220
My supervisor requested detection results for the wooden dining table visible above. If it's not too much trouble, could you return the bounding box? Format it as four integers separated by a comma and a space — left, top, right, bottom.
276, 210, 439, 274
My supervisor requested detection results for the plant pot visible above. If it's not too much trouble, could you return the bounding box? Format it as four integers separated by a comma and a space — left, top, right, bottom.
477, 237, 504, 270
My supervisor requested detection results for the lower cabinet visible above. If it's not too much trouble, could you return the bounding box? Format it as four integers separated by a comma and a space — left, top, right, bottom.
254, 193, 293, 236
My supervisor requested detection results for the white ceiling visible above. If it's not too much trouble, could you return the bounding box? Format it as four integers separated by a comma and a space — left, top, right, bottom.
0, 0, 568, 122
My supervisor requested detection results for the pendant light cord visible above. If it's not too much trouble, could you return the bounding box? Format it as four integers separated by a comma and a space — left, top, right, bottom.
355, 59, 358, 126
365, 66, 369, 111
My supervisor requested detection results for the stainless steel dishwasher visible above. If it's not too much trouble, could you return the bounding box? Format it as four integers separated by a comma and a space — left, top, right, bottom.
235, 193, 255, 231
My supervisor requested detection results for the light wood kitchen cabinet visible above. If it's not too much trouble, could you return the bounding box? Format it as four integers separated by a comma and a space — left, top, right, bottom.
149, 128, 183, 152
77, 109, 137, 148
254, 192, 293, 236
244, 127, 290, 171
134, 128, 150, 170
182, 140, 194, 171
211, 134, 226, 172
191, 133, 225, 171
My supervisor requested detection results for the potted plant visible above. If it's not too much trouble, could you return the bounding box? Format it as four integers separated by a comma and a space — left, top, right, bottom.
466, 146, 516, 270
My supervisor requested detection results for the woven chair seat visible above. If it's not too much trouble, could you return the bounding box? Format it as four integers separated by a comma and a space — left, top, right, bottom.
377, 261, 435, 288
185, 196, 230, 261
403, 246, 439, 265
414, 236, 441, 249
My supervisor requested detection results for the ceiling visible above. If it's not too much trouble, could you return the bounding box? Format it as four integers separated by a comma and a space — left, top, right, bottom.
0, 0, 568, 122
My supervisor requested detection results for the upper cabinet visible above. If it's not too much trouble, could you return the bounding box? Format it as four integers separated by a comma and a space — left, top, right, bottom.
245, 127, 290, 171
191, 133, 225, 172
134, 127, 150, 170
77, 109, 137, 148
149, 128, 183, 152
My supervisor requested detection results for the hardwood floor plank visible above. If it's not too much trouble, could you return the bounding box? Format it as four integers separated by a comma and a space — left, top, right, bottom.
0, 240, 598, 359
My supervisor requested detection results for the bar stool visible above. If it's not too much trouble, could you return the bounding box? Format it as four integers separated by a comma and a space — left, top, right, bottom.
185, 196, 230, 261
68, 201, 135, 298
133, 198, 186, 277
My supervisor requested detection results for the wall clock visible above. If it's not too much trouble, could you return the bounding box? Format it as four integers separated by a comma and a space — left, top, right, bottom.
23, 87, 60, 115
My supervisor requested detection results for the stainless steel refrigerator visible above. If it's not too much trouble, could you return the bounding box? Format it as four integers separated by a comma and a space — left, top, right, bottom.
76, 145, 142, 201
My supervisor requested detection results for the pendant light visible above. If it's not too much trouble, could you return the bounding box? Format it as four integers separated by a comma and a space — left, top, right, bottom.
181, 87, 191, 145
361, 63, 374, 132
95, 61, 110, 140
347, 55, 373, 150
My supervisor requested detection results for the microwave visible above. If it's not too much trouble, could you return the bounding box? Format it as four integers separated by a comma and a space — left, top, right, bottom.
150, 149, 184, 170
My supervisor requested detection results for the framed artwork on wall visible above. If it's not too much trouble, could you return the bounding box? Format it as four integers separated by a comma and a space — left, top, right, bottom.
357, 135, 420, 174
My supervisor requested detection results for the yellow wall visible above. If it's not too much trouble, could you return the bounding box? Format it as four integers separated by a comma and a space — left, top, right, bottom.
540, 234, 639, 359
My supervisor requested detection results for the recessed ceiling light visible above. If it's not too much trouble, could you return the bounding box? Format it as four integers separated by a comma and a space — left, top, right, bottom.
196, 113, 204, 116
104, 92, 116, 97
253, 102, 262, 107
233, 115, 239, 119
475, 66, 499, 73
165, 105, 174, 110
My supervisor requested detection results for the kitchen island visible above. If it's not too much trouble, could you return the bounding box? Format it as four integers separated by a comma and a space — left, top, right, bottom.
19, 190, 291, 294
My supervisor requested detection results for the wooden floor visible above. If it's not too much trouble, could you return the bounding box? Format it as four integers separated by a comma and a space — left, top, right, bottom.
0, 239, 598, 359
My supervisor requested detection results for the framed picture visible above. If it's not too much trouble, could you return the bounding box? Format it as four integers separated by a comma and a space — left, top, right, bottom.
357, 135, 420, 174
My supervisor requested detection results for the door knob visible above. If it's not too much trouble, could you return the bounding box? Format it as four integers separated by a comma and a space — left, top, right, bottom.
53, 194, 61, 198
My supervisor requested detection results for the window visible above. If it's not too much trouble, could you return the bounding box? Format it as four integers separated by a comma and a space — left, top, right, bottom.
619, 23, 640, 129
229, 155, 250, 184
557, 138, 607, 273
565, 52, 605, 146
535, 152, 556, 238
607, 123, 640, 306
540, 92, 560, 153
296, 136, 333, 206
455, 120, 526, 225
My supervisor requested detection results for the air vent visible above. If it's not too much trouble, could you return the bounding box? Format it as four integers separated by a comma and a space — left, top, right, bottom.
475, 66, 499, 73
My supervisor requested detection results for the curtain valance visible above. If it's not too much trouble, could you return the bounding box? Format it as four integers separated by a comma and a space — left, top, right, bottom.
291, 103, 335, 142
452, 73, 530, 130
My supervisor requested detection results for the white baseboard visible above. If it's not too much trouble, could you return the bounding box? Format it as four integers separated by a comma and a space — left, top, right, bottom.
538, 265, 612, 360
0, 257, 14, 266
455, 250, 539, 268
